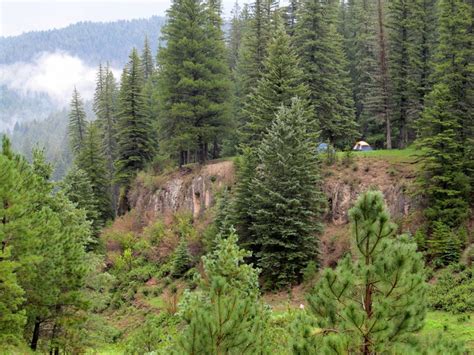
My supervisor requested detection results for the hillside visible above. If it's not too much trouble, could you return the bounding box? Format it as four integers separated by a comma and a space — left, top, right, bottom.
0, 16, 164, 67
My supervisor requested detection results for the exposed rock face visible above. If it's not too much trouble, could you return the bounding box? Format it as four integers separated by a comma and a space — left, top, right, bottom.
129, 161, 235, 221
130, 158, 415, 226
323, 159, 416, 225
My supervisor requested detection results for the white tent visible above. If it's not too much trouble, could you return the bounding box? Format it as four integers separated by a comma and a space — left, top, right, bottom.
352, 141, 373, 151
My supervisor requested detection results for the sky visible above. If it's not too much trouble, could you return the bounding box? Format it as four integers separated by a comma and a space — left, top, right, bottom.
0, 0, 238, 37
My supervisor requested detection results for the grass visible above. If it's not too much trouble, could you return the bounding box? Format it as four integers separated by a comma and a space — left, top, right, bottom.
145, 295, 165, 309
336, 148, 417, 162
421, 311, 474, 350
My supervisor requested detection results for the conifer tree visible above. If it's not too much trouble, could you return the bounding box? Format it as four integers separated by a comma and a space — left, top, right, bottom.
78, 122, 112, 224
61, 164, 100, 240
95, 63, 119, 213
294, 0, 358, 147
232, 147, 258, 252
171, 238, 191, 278
177, 230, 268, 353
141, 36, 154, 80
0, 154, 26, 347
241, 21, 312, 146
115, 48, 154, 211
251, 99, 325, 288
387, 0, 423, 147
157, 0, 230, 165
68, 87, 87, 154
293, 191, 426, 354
416, 0, 472, 262
227, 1, 245, 71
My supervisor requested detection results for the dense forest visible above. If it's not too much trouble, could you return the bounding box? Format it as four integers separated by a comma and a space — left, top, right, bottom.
1, 0, 473, 353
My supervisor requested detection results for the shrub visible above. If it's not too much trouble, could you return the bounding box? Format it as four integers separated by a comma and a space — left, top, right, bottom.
428, 264, 474, 313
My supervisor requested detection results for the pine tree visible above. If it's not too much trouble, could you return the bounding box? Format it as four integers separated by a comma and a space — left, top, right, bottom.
157, 0, 230, 165
227, 0, 245, 71
61, 164, 100, 240
0, 154, 26, 347
115, 48, 154, 205
68, 87, 87, 155
251, 99, 325, 289
77, 122, 112, 224
293, 191, 426, 354
141, 36, 155, 80
176, 230, 268, 353
294, 0, 358, 147
241, 21, 312, 147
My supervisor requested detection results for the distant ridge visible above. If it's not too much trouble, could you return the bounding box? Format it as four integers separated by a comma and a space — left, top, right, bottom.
0, 16, 165, 67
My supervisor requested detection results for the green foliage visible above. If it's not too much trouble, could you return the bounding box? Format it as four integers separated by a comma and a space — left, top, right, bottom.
115, 48, 154, 187
157, 0, 230, 165
125, 314, 167, 354
68, 87, 88, 155
176, 229, 268, 354
61, 164, 101, 240
77, 122, 113, 225
251, 99, 326, 289
427, 221, 463, 266
428, 264, 474, 313
241, 20, 312, 147
171, 238, 192, 278
294, 191, 427, 354
294, 0, 357, 147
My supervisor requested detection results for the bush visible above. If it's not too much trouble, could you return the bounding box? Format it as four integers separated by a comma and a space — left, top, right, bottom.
428, 264, 474, 313
427, 222, 462, 267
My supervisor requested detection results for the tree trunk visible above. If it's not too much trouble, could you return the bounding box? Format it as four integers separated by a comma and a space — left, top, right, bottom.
31, 318, 41, 351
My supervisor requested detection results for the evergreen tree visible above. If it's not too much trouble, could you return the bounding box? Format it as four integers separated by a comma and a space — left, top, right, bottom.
0, 154, 26, 347
227, 0, 245, 71
115, 48, 154, 212
232, 147, 258, 252
141, 36, 155, 80
68, 87, 87, 154
78, 122, 112, 224
416, 0, 473, 262
234, 0, 277, 142
61, 164, 100, 240
293, 191, 426, 354
251, 99, 325, 288
177, 230, 268, 353
241, 21, 312, 146
387, 0, 423, 147
294, 0, 358, 147
171, 237, 191, 278
157, 0, 230, 165
95, 63, 119, 213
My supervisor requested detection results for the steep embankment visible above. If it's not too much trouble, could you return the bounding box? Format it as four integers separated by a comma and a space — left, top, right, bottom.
128, 154, 418, 231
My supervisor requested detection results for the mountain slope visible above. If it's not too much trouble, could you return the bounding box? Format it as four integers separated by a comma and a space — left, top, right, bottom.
0, 16, 165, 67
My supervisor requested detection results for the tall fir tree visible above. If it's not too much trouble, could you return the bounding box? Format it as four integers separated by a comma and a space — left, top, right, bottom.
294, 0, 358, 147
141, 36, 155, 80
251, 99, 325, 289
293, 191, 426, 354
387, 0, 424, 148
157, 0, 230, 165
416, 0, 473, 263
115, 49, 154, 212
94, 63, 119, 214
241, 21, 312, 146
68, 87, 87, 155
77, 122, 112, 225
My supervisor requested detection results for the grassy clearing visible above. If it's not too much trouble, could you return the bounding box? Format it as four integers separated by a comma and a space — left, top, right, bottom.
420, 311, 474, 350
337, 148, 417, 163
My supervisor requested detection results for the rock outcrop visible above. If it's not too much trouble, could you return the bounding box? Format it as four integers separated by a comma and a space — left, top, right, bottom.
129, 158, 416, 226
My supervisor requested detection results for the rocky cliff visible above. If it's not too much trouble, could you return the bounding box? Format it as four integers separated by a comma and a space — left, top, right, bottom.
129, 157, 417, 227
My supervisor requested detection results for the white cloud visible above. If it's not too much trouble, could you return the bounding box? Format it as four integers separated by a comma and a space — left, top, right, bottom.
0, 51, 101, 106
